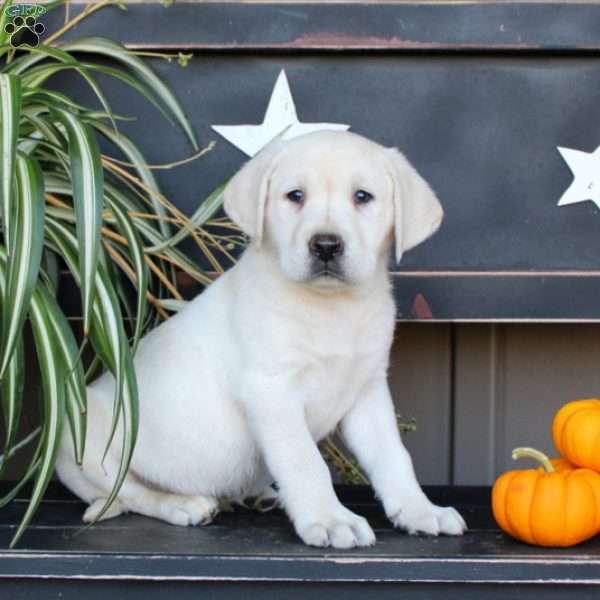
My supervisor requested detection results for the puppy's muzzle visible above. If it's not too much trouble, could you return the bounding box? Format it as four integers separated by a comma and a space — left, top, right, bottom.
308, 233, 344, 263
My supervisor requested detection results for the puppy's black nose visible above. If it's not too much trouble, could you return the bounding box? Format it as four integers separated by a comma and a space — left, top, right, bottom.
309, 233, 344, 262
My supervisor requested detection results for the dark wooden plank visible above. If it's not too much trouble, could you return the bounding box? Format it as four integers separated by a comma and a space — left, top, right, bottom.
2, 540, 600, 583
391, 274, 600, 322
41, 2, 600, 52
0, 581, 596, 600
0, 485, 600, 586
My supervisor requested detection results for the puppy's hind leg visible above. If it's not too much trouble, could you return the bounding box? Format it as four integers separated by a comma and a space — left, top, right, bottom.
55, 447, 124, 521
58, 429, 218, 526
83, 498, 126, 523
80, 455, 219, 526
83, 478, 219, 526
121, 477, 219, 526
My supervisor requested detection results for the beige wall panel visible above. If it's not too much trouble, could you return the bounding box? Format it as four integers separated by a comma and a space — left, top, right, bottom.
388, 323, 453, 486
454, 324, 600, 485
453, 324, 501, 486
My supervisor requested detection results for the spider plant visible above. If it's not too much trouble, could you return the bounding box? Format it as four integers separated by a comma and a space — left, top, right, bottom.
0, 0, 241, 547
0, 0, 413, 548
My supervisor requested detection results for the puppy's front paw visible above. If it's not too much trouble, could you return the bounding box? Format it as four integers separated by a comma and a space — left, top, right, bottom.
391, 502, 467, 536
295, 506, 376, 549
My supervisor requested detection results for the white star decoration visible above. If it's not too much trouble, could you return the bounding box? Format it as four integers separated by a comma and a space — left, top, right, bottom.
212, 70, 350, 157
557, 145, 600, 209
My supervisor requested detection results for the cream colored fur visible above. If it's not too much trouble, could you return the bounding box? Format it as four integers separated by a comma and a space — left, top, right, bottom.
55, 131, 465, 548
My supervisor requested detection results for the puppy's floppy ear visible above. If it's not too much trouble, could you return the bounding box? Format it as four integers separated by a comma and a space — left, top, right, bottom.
223, 139, 284, 247
384, 147, 444, 264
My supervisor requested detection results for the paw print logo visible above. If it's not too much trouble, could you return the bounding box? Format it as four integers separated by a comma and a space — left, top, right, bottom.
4, 15, 45, 48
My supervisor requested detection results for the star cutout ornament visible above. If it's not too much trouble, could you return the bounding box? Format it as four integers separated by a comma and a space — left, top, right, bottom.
212, 70, 350, 157
557, 145, 600, 209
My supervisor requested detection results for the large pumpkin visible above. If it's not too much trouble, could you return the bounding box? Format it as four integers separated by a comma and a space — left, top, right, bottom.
492, 447, 600, 547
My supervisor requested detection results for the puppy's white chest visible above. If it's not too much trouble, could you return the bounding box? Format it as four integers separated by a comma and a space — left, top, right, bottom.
299, 333, 375, 441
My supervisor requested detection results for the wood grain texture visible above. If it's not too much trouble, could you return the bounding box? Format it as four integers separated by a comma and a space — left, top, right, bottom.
44, 2, 600, 50
37, 2, 600, 321
2, 484, 600, 587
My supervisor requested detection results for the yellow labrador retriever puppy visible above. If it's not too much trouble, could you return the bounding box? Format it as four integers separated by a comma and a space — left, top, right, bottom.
56, 130, 466, 548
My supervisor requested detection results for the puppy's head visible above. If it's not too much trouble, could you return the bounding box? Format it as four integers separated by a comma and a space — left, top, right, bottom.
224, 131, 443, 287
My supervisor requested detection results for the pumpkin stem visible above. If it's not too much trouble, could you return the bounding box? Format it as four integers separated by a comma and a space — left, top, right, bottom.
512, 447, 555, 473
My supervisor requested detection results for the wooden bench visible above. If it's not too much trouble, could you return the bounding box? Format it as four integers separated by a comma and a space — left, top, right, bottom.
4, 483, 598, 598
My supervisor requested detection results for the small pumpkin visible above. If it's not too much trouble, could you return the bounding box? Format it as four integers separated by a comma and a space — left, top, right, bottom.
539, 456, 574, 473
492, 447, 600, 547
552, 398, 600, 471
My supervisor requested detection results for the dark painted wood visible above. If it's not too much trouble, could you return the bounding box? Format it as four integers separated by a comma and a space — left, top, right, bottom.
391, 274, 600, 321
42, 49, 600, 321
38, 3, 600, 321
2, 581, 598, 600
2, 484, 600, 590
42, 2, 600, 52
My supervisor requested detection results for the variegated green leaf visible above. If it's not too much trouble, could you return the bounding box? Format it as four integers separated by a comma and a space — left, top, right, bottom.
15, 45, 118, 133
45, 219, 122, 379
21, 62, 82, 88
52, 108, 104, 336
107, 201, 149, 353
84, 355, 103, 385
23, 108, 68, 150
104, 182, 212, 285
91, 260, 128, 458
3, 50, 46, 76
0, 19, 227, 546
79, 62, 177, 143
23, 88, 89, 113
10, 286, 66, 548
19, 106, 68, 163
0, 242, 25, 474
36, 283, 87, 463
45, 218, 139, 520
0, 250, 22, 478
0, 74, 21, 249
88, 119, 170, 239
40, 248, 61, 296
111, 261, 135, 331
0, 153, 45, 379
44, 172, 212, 286
0, 249, 64, 537
92, 343, 138, 524
65, 380, 86, 466
0, 335, 24, 472
61, 37, 198, 150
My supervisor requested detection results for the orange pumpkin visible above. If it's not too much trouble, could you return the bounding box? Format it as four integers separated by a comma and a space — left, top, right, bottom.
492, 447, 600, 547
542, 457, 575, 472
552, 398, 600, 471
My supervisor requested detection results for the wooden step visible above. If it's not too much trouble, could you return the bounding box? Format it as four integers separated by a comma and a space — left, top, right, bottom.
0, 485, 599, 598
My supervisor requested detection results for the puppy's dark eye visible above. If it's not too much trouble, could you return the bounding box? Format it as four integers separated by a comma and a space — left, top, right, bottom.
286, 189, 304, 204
355, 190, 374, 205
